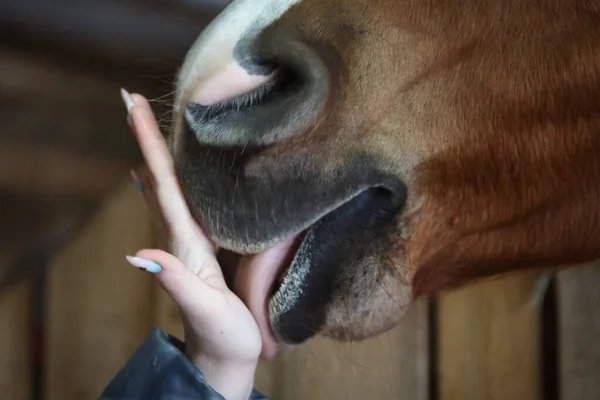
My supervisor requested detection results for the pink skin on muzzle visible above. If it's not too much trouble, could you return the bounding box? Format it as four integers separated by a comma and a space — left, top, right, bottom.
190, 62, 274, 106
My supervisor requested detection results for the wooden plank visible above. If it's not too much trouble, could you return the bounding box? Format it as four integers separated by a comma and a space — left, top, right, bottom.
45, 179, 155, 400
0, 101, 140, 160
0, 0, 210, 74
253, 359, 278, 398
557, 262, 600, 400
0, 279, 31, 400
0, 144, 130, 198
0, 47, 131, 102
275, 299, 429, 400
438, 271, 542, 400
0, 191, 91, 291
0, 48, 153, 160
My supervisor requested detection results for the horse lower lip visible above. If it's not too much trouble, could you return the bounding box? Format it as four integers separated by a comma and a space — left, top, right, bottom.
271, 231, 307, 295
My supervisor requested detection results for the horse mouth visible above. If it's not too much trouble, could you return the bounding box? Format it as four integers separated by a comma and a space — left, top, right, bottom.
179, 77, 406, 360
216, 187, 403, 360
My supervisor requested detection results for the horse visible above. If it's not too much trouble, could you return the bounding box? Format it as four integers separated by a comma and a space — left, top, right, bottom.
169, 0, 600, 359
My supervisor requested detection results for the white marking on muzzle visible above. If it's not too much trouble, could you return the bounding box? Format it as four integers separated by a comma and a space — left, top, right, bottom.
173, 0, 302, 149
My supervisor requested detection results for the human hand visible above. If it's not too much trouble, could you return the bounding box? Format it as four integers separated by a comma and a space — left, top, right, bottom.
121, 89, 261, 400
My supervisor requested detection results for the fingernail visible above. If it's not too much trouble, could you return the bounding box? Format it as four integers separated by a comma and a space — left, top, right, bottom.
126, 256, 162, 273
130, 170, 144, 192
120, 88, 135, 113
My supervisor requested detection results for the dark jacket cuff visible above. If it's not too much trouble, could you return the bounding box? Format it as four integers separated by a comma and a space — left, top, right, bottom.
99, 327, 269, 400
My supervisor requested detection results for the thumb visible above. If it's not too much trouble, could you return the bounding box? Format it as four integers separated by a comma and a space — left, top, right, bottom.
126, 249, 223, 313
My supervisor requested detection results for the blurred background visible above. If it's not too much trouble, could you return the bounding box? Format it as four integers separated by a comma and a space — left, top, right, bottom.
0, 0, 229, 290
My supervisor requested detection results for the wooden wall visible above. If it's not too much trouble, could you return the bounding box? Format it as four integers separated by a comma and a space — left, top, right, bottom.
0, 280, 31, 400
438, 272, 543, 400
0, 175, 599, 399
557, 264, 600, 400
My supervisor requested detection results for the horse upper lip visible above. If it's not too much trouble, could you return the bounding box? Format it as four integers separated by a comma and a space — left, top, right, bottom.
176, 137, 405, 255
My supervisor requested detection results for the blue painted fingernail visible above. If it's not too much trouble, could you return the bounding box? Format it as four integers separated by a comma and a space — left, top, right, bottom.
125, 256, 162, 273
130, 170, 144, 192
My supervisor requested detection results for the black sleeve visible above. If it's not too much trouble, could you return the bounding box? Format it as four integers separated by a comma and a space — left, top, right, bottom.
99, 327, 270, 400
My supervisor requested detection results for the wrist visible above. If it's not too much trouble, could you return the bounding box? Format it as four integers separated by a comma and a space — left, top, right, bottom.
189, 354, 257, 400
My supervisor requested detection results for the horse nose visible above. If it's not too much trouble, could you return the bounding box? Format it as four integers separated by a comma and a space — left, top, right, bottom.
174, 5, 329, 150
179, 37, 328, 150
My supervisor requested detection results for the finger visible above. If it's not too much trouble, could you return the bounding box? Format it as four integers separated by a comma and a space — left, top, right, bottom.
124, 90, 196, 237
121, 89, 215, 257
130, 169, 167, 235
137, 172, 160, 218
127, 249, 228, 311
129, 96, 216, 255
132, 105, 190, 224
139, 174, 170, 246
129, 94, 176, 184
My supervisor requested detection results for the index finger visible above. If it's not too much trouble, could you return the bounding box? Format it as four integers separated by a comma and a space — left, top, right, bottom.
122, 89, 197, 237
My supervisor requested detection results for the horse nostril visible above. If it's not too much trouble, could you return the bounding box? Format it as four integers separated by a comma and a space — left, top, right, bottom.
186, 70, 280, 126
179, 28, 328, 149
235, 56, 278, 77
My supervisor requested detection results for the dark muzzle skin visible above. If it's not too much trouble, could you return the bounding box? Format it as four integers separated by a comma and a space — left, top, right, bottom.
271, 186, 406, 344
176, 109, 412, 342
176, 123, 405, 254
